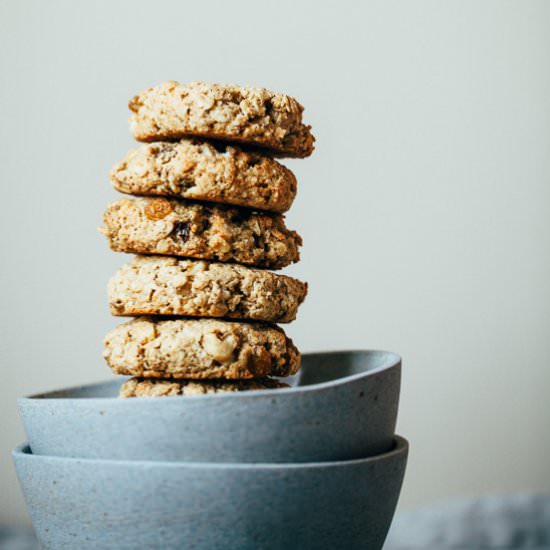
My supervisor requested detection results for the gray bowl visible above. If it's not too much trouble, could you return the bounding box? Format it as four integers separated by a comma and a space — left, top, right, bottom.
13, 436, 408, 550
18, 350, 401, 463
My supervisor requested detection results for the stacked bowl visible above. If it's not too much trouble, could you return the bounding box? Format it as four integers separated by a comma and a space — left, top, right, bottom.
14, 351, 407, 550
13, 82, 408, 549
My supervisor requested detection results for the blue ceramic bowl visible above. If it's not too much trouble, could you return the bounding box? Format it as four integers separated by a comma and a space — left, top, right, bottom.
18, 350, 401, 463
13, 436, 408, 550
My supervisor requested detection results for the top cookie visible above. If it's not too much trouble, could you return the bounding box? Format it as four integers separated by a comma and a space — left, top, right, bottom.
129, 81, 315, 158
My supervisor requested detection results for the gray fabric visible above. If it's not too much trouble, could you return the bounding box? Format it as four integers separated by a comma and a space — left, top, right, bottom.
385, 493, 550, 549
2, 494, 550, 549
0, 527, 39, 550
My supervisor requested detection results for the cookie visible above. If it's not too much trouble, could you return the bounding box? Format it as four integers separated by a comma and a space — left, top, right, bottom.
129, 81, 315, 158
110, 139, 297, 213
119, 377, 289, 398
100, 197, 301, 269
108, 256, 307, 323
105, 317, 300, 379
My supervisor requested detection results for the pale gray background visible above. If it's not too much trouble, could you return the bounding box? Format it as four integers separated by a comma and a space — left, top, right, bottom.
1, 0, 549, 527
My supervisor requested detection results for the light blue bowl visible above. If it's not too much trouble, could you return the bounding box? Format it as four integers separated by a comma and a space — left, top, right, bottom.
18, 350, 401, 463
13, 436, 408, 550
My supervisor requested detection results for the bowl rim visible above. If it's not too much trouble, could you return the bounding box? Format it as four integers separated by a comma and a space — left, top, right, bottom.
18, 349, 401, 403
13, 435, 408, 469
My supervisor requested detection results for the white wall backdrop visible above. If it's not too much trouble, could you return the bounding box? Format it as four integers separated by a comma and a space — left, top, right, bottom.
1, 0, 549, 525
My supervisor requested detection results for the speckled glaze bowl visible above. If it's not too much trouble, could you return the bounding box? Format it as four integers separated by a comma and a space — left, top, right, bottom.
13, 436, 408, 550
18, 350, 401, 463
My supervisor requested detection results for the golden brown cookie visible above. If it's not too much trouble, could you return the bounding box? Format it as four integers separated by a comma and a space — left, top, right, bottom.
119, 377, 289, 397
129, 81, 315, 158
110, 139, 297, 213
108, 255, 308, 323
100, 197, 301, 269
105, 317, 300, 379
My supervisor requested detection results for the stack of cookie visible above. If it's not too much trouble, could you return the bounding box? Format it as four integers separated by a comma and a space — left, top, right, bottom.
100, 81, 314, 397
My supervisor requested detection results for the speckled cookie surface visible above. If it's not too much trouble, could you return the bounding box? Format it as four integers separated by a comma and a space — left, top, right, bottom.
119, 377, 289, 397
105, 317, 300, 379
108, 256, 307, 323
101, 197, 301, 269
129, 81, 315, 158
110, 139, 297, 213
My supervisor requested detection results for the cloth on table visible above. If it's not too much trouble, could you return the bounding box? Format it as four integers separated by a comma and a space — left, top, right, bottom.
385, 493, 550, 549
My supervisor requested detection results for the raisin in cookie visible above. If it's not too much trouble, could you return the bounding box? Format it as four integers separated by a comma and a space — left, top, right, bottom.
129, 81, 315, 158
110, 139, 297, 213
119, 377, 289, 397
108, 255, 307, 323
100, 197, 301, 269
106, 317, 299, 380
